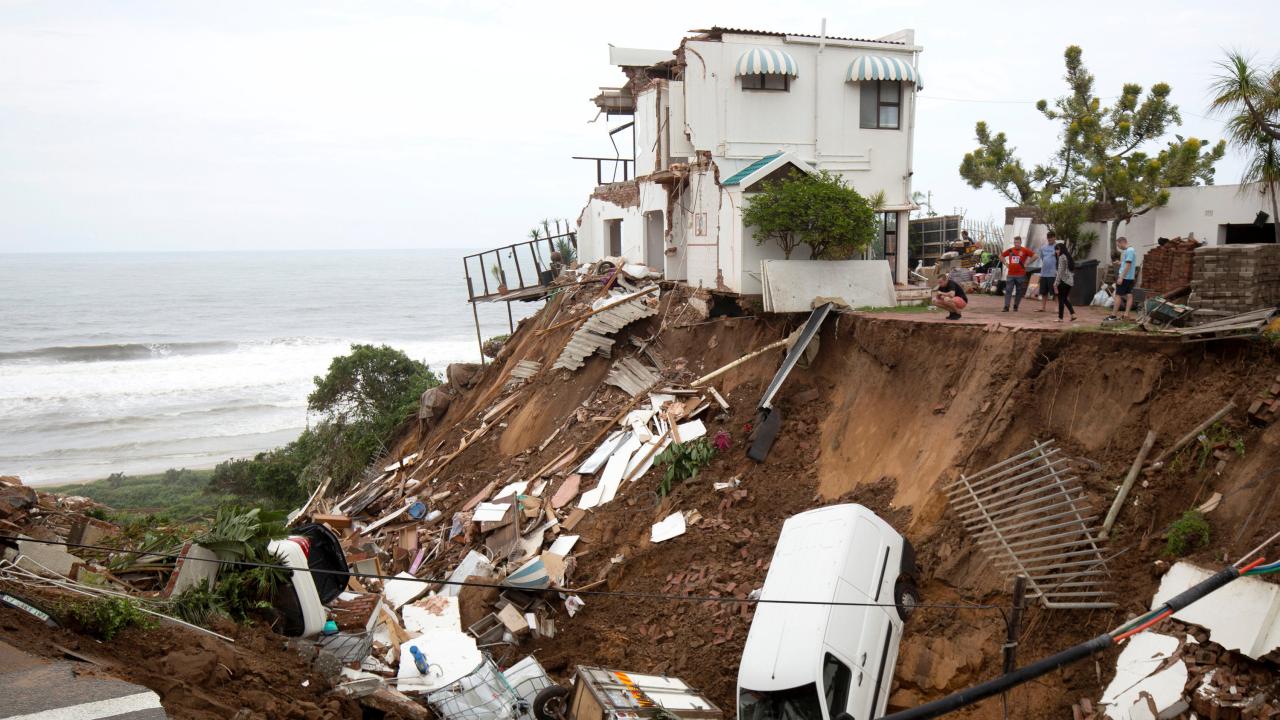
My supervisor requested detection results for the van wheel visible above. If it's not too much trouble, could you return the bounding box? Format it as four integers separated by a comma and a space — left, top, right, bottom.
532, 685, 570, 720
894, 579, 919, 622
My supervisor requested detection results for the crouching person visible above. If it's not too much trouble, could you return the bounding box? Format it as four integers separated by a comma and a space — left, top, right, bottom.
932, 273, 969, 320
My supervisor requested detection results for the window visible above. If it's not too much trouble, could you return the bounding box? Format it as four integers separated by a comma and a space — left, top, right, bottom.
859, 81, 901, 129
739, 684, 824, 720
742, 73, 790, 91
822, 654, 853, 719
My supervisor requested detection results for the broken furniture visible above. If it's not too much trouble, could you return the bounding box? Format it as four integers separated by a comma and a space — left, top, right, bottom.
945, 440, 1115, 609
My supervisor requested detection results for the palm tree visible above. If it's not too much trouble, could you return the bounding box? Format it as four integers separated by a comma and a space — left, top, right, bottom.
1212, 52, 1280, 242
1210, 52, 1280, 142
1242, 136, 1280, 243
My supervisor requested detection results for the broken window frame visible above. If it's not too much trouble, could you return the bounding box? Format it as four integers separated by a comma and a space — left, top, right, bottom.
741, 73, 790, 92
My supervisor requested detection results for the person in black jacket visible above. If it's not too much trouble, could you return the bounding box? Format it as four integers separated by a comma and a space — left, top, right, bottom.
932, 273, 969, 320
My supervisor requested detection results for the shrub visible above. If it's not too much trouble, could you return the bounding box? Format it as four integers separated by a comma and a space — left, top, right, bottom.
1166, 510, 1211, 557
654, 438, 717, 497
482, 334, 509, 359
741, 170, 879, 260
68, 597, 153, 640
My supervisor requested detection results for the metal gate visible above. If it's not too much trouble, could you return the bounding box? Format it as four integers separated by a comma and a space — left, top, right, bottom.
945, 440, 1114, 609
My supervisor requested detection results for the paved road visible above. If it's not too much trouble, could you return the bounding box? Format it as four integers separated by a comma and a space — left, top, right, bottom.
0, 639, 167, 719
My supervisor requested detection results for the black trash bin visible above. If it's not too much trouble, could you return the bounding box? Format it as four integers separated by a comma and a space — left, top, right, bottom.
1070, 259, 1100, 308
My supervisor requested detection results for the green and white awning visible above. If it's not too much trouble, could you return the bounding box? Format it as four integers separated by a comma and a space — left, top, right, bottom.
847, 55, 920, 87
735, 47, 799, 77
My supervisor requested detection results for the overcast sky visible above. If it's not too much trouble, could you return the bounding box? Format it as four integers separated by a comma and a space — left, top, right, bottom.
1, 0, 1276, 253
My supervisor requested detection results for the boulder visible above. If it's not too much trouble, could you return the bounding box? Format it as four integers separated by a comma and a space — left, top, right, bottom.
418, 386, 453, 422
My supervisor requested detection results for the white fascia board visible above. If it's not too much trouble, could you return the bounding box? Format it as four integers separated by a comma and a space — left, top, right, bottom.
610, 46, 675, 67
782, 35, 923, 53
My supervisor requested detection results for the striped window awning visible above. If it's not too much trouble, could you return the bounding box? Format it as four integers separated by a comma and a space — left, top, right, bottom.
735, 47, 799, 77
847, 55, 921, 88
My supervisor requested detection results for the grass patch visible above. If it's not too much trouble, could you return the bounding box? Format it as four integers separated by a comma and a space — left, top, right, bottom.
47, 468, 253, 522
1165, 510, 1211, 557
64, 597, 154, 640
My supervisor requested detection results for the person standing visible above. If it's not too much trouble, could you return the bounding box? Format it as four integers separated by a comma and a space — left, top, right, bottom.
1111, 236, 1138, 320
1037, 231, 1058, 312
1001, 236, 1034, 312
1054, 243, 1077, 322
932, 273, 969, 320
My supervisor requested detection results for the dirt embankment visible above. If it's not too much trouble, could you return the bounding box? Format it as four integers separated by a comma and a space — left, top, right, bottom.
404, 289, 1280, 720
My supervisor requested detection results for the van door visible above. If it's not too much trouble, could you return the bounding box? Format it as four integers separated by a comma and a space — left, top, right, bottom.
850, 617, 895, 719
844, 517, 887, 597
821, 650, 856, 720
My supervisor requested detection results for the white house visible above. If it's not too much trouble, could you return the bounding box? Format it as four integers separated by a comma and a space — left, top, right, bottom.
574, 26, 922, 294
1004, 181, 1278, 267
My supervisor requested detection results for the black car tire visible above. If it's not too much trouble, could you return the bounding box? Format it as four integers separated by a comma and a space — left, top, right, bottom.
894, 579, 919, 622
532, 685, 571, 720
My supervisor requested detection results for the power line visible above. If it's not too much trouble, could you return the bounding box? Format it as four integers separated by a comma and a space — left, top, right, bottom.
0, 534, 1005, 612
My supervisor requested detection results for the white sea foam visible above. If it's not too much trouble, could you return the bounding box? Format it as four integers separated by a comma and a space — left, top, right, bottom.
0, 249, 538, 485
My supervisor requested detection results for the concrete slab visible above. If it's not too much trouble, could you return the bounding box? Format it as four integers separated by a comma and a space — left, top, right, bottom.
760, 259, 896, 312
1150, 561, 1280, 659
1099, 632, 1188, 719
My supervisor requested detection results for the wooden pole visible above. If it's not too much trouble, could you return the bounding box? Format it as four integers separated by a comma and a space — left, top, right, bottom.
1002, 575, 1027, 674
1147, 402, 1234, 470
471, 301, 485, 365
691, 339, 789, 387
1100, 429, 1158, 540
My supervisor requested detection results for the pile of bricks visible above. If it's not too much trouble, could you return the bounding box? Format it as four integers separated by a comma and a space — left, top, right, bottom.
1188, 244, 1280, 312
1141, 237, 1200, 295
1248, 372, 1280, 425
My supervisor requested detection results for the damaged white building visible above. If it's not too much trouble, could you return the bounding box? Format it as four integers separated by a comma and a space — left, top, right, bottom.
574, 26, 922, 294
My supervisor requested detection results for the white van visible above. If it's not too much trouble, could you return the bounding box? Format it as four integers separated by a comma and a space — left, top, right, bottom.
737, 505, 918, 720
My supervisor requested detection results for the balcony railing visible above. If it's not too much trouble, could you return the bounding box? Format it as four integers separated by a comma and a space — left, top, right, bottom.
573, 156, 634, 186
463, 232, 578, 303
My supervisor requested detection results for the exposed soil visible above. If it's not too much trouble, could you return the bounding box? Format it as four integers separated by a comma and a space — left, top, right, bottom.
400, 286, 1280, 720
0, 600, 395, 719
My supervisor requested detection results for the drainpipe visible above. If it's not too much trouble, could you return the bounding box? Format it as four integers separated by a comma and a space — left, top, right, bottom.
814, 18, 826, 165
901, 50, 919, 283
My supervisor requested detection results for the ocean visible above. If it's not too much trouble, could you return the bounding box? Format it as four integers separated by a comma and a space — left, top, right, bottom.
0, 250, 538, 485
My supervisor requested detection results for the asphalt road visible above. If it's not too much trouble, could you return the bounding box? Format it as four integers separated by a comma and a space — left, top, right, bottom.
0, 639, 167, 719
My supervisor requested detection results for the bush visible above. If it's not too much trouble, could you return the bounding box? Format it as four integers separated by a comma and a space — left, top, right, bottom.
1166, 510, 1211, 557
210, 344, 441, 499
482, 334, 509, 359
741, 170, 879, 260
67, 597, 153, 640
654, 438, 717, 496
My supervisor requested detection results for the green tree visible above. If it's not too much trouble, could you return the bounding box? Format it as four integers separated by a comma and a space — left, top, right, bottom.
308, 344, 438, 427
960, 46, 1225, 257
1211, 52, 1280, 243
741, 170, 879, 259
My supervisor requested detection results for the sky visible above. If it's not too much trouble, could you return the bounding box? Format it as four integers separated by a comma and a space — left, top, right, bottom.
1, 0, 1276, 253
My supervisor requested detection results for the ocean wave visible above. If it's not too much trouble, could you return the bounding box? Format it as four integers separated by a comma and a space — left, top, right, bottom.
0, 340, 241, 364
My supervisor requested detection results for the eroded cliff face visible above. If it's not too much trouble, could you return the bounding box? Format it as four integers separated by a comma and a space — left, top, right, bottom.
394, 284, 1280, 719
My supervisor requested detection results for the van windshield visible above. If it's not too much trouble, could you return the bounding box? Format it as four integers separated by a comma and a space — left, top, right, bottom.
739, 684, 825, 720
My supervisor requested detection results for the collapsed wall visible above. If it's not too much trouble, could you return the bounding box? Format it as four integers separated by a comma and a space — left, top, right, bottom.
389, 282, 1280, 719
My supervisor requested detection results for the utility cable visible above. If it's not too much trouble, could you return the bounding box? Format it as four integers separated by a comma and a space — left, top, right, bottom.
0, 534, 1002, 612
881, 546, 1275, 720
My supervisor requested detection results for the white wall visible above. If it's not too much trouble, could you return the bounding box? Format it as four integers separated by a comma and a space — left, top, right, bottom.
680, 34, 917, 208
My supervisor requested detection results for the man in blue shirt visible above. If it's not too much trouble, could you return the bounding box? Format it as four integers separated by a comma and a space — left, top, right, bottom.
1037, 231, 1058, 313
1111, 236, 1138, 320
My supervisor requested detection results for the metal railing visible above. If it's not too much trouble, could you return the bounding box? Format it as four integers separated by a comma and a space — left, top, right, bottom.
572, 156, 634, 186
462, 232, 577, 303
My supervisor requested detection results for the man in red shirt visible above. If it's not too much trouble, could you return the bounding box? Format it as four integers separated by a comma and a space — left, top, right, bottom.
1001, 236, 1035, 312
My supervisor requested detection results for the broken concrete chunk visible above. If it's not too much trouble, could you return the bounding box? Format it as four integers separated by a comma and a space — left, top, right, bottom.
1099, 632, 1188, 719
1151, 561, 1280, 660
9, 537, 84, 578
383, 571, 430, 610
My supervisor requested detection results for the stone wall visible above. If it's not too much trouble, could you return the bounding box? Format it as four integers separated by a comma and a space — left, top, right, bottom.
1188, 244, 1280, 312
